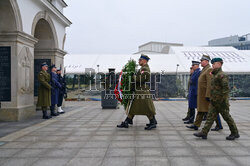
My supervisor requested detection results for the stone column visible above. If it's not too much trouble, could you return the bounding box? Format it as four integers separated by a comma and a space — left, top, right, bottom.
0, 31, 38, 121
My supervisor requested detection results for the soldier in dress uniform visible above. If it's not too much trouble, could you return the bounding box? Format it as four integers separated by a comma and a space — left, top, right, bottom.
37, 62, 52, 119
184, 61, 201, 124
57, 68, 66, 114
117, 54, 157, 130
194, 58, 239, 140
182, 67, 194, 121
50, 65, 61, 116
186, 55, 223, 131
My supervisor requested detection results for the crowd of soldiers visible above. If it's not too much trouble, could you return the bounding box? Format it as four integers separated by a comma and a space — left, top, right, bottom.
184, 55, 240, 140
37, 62, 67, 119
117, 54, 240, 140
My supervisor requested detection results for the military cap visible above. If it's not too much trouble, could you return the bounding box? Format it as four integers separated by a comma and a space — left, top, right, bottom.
41, 62, 48, 67
139, 54, 150, 61
211, 57, 223, 64
50, 64, 56, 69
57, 68, 61, 71
200, 55, 211, 61
192, 61, 200, 65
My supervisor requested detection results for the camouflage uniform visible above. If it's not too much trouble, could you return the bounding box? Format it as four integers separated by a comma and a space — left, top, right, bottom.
201, 67, 238, 135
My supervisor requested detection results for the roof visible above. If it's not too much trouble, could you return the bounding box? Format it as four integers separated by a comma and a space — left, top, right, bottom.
64, 46, 250, 74
139, 41, 183, 48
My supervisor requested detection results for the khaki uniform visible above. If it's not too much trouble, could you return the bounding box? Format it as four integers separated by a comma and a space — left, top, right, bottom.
37, 70, 52, 108
194, 64, 221, 127
128, 64, 156, 120
194, 64, 212, 127
202, 68, 238, 135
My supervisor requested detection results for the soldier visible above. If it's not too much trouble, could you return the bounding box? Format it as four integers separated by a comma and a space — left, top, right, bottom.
184, 61, 200, 124
194, 58, 239, 140
50, 65, 62, 116
117, 54, 157, 130
186, 55, 223, 130
182, 67, 194, 121
37, 62, 52, 119
57, 68, 66, 114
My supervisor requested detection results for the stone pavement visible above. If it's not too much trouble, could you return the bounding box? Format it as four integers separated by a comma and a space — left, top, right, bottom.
0, 101, 250, 166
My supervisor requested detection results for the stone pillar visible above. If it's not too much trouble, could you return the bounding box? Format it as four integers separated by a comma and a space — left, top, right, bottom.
0, 31, 38, 121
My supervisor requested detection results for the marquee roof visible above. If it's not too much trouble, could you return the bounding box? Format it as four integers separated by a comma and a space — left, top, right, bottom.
64, 46, 250, 74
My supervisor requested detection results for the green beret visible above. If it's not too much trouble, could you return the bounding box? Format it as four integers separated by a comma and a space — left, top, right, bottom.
211, 58, 223, 64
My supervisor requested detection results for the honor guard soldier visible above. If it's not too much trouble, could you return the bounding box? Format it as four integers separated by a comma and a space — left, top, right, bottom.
37, 62, 52, 119
117, 54, 157, 130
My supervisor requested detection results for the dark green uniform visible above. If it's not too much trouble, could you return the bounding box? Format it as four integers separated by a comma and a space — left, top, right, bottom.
201, 68, 238, 135
128, 63, 156, 120
37, 70, 52, 109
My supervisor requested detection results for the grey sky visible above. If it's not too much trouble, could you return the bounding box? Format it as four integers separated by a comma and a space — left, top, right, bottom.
64, 0, 250, 54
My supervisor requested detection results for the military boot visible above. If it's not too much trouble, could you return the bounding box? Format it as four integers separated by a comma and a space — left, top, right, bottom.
182, 116, 189, 121
42, 111, 51, 119
211, 126, 223, 131
50, 106, 59, 116
146, 116, 157, 127
186, 124, 198, 130
117, 117, 130, 128
127, 117, 133, 125
226, 133, 240, 140
145, 119, 157, 130
193, 132, 207, 139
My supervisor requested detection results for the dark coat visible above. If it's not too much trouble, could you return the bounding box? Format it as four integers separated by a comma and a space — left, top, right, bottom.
37, 70, 52, 107
188, 68, 201, 109
51, 72, 61, 105
57, 74, 66, 95
129, 64, 156, 117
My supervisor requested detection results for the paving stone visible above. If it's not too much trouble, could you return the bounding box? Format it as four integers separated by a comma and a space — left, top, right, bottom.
1, 157, 38, 166
102, 157, 135, 166
106, 148, 135, 157
32, 158, 69, 166
201, 157, 237, 166
75, 148, 107, 158
136, 157, 169, 166
136, 148, 165, 157
0, 101, 250, 165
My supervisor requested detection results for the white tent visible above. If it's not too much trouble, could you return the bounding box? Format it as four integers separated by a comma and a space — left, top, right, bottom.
64, 46, 250, 74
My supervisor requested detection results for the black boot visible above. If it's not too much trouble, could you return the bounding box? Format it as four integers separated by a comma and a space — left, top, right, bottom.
211, 126, 223, 131
127, 117, 133, 125
226, 133, 240, 140
145, 119, 157, 130
182, 116, 189, 121
146, 116, 157, 126
186, 125, 198, 130
117, 118, 130, 128
193, 132, 207, 139
50, 106, 59, 116
42, 111, 51, 119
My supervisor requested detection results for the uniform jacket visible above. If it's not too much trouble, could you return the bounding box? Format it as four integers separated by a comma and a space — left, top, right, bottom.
188, 68, 201, 109
129, 64, 156, 116
197, 64, 212, 112
37, 70, 52, 107
51, 72, 61, 105
57, 74, 66, 95
210, 67, 230, 109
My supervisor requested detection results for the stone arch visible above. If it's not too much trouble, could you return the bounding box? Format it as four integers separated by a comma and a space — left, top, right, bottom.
0, 0, 23, 32
31, 11, 59, 49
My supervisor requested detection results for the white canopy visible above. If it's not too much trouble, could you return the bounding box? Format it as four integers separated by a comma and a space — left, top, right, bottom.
64, 46, 250, 74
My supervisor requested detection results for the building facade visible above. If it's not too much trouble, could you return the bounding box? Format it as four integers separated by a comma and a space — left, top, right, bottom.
0, 0, 71, 121
209, 34, 250, 50
136, 41, 183, 54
